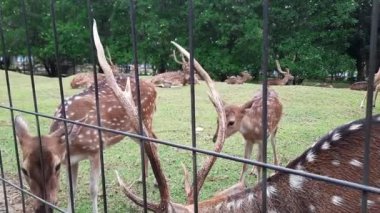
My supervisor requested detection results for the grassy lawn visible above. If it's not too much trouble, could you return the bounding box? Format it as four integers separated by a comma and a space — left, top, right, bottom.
0, 70, 378, 212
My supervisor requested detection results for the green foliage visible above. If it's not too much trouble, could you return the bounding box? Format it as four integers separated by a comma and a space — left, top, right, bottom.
0, 1, 374, 80
271, 0, 358, 79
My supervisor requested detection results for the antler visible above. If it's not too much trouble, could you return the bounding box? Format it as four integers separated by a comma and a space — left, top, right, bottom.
93, 20, 170, 212
275, 59, 287, 74
172, 50, 183, 65
171, 41, 227, 204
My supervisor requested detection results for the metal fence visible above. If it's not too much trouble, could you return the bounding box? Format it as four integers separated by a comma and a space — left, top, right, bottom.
0, 0, 379, 212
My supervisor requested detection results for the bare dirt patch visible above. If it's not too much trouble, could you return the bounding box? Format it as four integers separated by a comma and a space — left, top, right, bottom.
0, 175, 33, 212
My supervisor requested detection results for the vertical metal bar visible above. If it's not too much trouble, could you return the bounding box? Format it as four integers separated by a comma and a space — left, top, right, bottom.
49, 0, 76, 212
187, 0, 198, 211
361, 1, 379, 212
129, 0, 148, 212
261, 0, 269, 212
0, 151, 9, 213
86, 0, 108, 212
19, 0, 48, 211
0, 5, 26, 213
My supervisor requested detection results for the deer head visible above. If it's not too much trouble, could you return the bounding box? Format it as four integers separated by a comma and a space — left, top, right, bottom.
14, 116, 82, 212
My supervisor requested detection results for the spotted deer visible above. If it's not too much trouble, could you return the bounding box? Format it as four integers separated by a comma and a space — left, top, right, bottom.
360, 68, 380, 108
213, 89, 282, 183
150, 50, 198, 88
225, 71, 253, 84
14, 37, 159, 213
118, 42, 380, 212
267, 60, 294, 86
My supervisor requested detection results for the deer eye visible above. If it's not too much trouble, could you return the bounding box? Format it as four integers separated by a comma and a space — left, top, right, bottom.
55, 163, 61, 172
21, 168, 28, 177
227, 121, 235, 126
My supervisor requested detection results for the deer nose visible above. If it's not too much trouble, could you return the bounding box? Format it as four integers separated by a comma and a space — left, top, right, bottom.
35, 204, 54, 213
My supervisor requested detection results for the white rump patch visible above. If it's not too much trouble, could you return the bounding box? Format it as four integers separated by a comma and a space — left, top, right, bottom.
321, 141, 330, 150
348, 123, 362, 131
306, 150, 316, 162
349, 159, 362, 168
331, 195, 343, 206
331, 132, 341, 141
266, 185, 277, 198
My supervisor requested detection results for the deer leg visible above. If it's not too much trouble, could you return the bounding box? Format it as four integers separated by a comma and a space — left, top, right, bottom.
239, 140, 254, 183
360, 92, 367, 108
270, 130, 278, 165
66, 163, 79, 213
89, 155, 100, 213
373, 89, 379, 107
255, 142, 263, 182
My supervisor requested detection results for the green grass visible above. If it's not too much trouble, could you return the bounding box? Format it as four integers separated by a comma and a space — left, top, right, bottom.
0, 70, 378, 212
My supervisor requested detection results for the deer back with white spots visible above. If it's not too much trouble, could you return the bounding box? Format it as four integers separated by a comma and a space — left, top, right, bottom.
14, 55, 157, 213
213, 88, 283, 183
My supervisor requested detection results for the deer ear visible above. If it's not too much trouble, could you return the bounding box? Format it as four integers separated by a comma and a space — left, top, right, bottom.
14, 115, 32, 145
241, 99, 254, 112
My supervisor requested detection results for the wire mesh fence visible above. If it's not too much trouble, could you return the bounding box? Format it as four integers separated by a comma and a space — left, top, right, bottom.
0, 0, 380, 212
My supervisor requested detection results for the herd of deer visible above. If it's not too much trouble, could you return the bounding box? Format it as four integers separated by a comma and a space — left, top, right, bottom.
11, 21, 380, 213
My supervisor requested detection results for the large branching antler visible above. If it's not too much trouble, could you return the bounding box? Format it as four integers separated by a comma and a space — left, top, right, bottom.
275, 59, 287, 74
93, 20, 170, 212
171, 41, 227, 204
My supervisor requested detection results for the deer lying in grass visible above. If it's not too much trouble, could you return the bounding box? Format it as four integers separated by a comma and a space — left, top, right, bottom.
213, 89, 282, 182
117, 42, 380, 212
14, 22, 167, 213
225, 71, 253, 84
150, 50, 198, 88
360, 68, 380, 108
268, 60, 294, 86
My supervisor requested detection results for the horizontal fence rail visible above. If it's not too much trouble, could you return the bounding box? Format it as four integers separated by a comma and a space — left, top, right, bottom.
0, 0, 379, 213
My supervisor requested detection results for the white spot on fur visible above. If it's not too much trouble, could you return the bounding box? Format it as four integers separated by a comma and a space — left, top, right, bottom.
289, 164, 305, 190
78, 134, 83, 139
289, 174, 305, 190
368, 200, 374, 207
331, 196, 343, 206
349, 159, 362, 167
309, 204, 316, 212
332, 160, 340, 166
86, 130, 91, 135
306, 150, 316, 162
266, 185, 277, 198
74, 96, 81, 100
349, 123, 362, 131
248, 193, 254, 202
107, 107, 113, 112
215, 203, 222, 211
331, 132, 341, 141
235, 199, 243, 209
321, 141, 330, 150
226, 202, 234, 210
